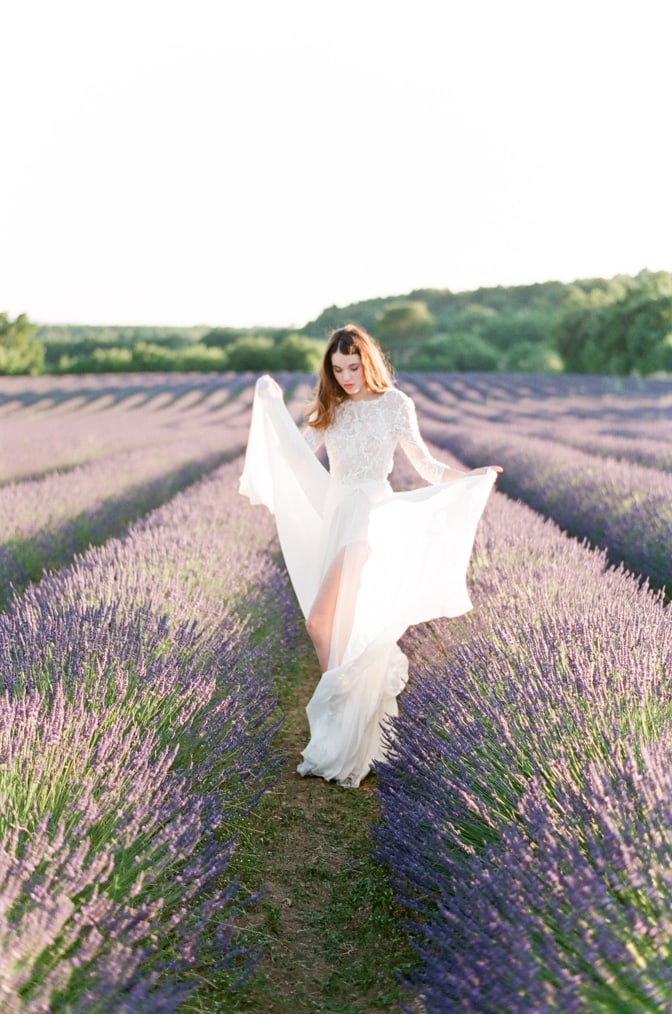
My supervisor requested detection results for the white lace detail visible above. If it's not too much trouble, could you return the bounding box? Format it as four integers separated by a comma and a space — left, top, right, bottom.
240, 376, 496, 787
303, 388, 446, 484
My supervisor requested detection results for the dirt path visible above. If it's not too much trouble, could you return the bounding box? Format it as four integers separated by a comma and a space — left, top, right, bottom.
228, 623, 416, 1013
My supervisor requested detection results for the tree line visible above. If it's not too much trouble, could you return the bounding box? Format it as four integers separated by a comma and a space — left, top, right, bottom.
2, 269, 671, 375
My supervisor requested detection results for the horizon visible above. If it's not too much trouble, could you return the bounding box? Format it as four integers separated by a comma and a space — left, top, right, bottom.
30, 265, 667, 331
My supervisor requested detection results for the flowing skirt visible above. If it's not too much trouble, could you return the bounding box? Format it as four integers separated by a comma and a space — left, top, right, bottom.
239, 376, 496, 787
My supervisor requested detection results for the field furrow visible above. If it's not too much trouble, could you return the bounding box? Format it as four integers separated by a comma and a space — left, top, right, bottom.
418, 418, 672, 591
374, 449, 672, 1011
0, 441, 249, 610
0, 373, 253, 484
0, 458, 294, 1009
3, 369, 671, 1012
405, 371, 672, 447
505, 424, 672, 471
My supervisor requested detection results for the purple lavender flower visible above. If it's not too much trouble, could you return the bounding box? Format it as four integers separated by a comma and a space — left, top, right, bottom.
0, 457, 289, 1008
375, 451, 672, 1011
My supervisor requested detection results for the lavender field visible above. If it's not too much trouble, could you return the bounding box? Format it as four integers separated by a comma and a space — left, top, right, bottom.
1, 370, 671, 1012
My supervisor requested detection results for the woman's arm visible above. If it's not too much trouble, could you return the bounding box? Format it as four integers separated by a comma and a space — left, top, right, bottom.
394, 393, 455, 483
303, 422, 325, 454
395, 393, 502, 483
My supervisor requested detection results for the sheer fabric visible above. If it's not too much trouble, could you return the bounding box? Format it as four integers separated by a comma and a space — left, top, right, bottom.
239, 376, 496, 787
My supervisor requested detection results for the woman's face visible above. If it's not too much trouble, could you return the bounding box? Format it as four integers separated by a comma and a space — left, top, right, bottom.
331, 351, 366, 399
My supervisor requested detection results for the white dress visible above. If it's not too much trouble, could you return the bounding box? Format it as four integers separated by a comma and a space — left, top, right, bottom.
239, 376, 496, 787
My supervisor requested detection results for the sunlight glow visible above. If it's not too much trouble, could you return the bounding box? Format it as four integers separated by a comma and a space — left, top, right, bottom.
2, 0, 671, 326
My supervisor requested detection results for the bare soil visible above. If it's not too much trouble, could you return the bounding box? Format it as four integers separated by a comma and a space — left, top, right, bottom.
227, 629, 416, 1013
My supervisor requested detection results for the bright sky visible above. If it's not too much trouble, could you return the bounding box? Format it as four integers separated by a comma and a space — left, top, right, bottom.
2, 0, 671, 328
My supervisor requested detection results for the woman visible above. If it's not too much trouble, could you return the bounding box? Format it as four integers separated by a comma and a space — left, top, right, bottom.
239, 324, 501, 787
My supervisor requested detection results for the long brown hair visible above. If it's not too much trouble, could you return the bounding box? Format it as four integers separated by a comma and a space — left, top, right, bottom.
305, 324, 394, 429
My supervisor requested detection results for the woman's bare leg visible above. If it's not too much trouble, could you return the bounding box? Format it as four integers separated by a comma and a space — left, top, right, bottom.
306, 549, 345, 671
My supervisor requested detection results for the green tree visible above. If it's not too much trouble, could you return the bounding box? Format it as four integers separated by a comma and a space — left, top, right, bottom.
407, 332, 500, 371
176, 344, 227, 371
480, 312, 551, 350
131, 342, 175, 371
56, 346, 134, 373
201, 328, 249, 349
375, 301, 435, 362
553, 293, 672, 375
499, 341, 563, 373
0, 313, 45, 375
439, 303, 496, 335
271, 334, 322, 372
90, 346, 134, 372
225, 336, 275, 372
201, 327, 293, 349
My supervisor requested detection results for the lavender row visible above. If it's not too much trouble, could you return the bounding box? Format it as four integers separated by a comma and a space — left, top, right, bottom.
0, 375, 311, 610
500, 421, 672, 473
403, 372, 672, 446
0, 458, 293, 1010
0, 434, 240, 541
417, 416, 672, 591
0, 371, 315, 486
0, 373, 254, 484
374, 476, 672, 1011
0, 369, 246, 413
404, 370, 672, 418
0, 425, 252, 608
11, 368, 669, 488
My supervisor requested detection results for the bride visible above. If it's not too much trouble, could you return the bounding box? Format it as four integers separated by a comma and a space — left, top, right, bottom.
239, 324, 501, 788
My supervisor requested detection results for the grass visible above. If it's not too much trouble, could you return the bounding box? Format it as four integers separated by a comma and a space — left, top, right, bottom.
187, 591, 418, 1013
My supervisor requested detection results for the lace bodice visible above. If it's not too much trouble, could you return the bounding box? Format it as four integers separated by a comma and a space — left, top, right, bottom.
303, 388, 448, 484
241, 375, 497, 788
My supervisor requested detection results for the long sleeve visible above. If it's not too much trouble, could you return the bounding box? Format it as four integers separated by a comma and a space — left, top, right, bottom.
303, 424, 325, 455
393, 392, 457, 485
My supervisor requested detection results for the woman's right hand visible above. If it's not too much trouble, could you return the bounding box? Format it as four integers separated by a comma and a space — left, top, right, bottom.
257, 375, 283, 398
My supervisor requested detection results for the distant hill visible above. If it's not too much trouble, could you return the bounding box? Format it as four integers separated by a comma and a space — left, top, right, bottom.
298, 270, 672, 375
301, 278, 571, 337
21, 268, 672, 376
